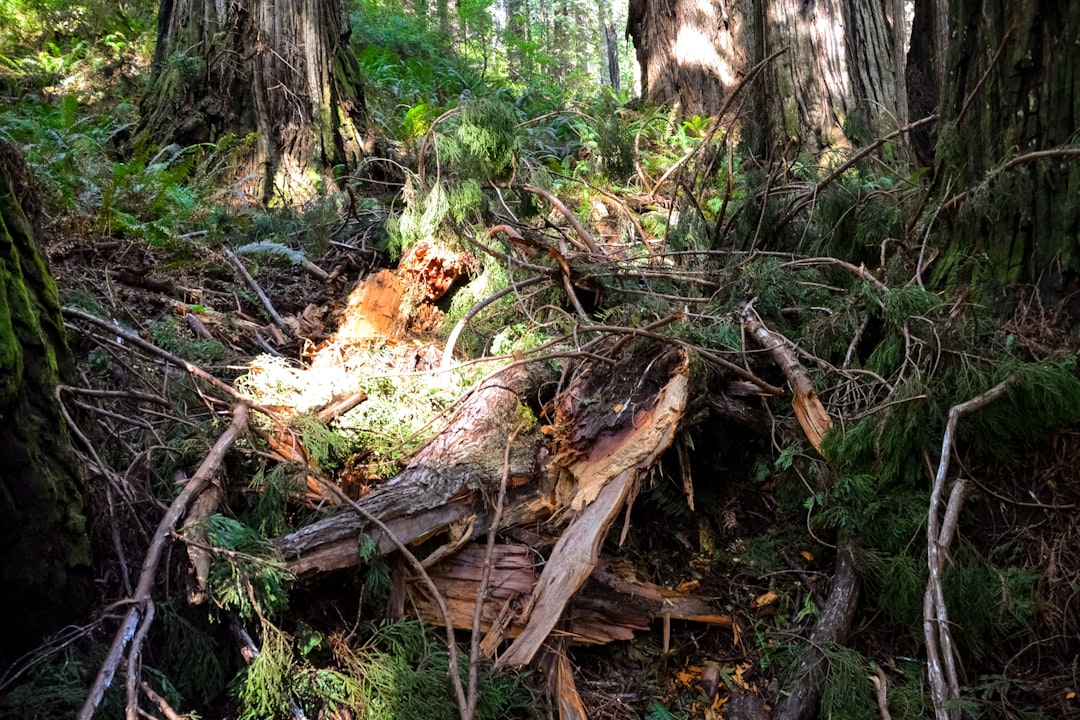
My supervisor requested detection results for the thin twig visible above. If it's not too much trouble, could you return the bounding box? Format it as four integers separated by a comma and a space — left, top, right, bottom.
499, 182, 601, 254
870, 665, 892, 720
774, 115, 938, 232
224, 248, 291, 334
62, 307, 259, 407
442, 276, 548, 369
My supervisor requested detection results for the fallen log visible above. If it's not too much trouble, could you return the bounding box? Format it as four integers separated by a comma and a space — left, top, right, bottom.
276, 360, 559, 574
494, 346, 691, 670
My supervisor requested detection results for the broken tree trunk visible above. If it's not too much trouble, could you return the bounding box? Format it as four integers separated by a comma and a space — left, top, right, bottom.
277, 359, 559, 575
277, 343, 707, 665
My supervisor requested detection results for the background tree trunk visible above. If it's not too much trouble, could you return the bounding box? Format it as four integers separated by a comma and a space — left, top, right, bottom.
136, 0, 367, 204
0, 143, 91, 664
923, 1, 1080, 305
626, 0, 897, 155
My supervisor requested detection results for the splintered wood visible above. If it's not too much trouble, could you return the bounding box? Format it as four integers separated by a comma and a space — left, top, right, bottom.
275, 343, 734, 671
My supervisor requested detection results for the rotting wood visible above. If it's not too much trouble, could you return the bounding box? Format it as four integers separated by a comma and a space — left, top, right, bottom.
493, 347, 690, 670
276, 360, 559, 573
740, 303, 832, 452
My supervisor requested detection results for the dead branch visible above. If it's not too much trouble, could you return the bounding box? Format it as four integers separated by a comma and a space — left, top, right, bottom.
77, 404, 249, 720
773, 535, 860, 720
442, 276, 548, 369
924, 376, 1014, 720
740, 304, 833, 451
62, 306, 251, 406
500, 182, 602, 254
871, 665, 893, 720
941, 147, 1080, 214
774, 115, 938, 233
225, 248, 291, 334
583, 323, 785, 396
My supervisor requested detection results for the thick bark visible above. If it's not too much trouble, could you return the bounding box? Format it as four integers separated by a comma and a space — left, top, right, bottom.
276, 360, 560, 576
772, 536, 860, 720
0, 143, 91, 663
921, 1, 1080, 306
626, 0, 898, 154
627, 0, 752, 116
136, 0, 367, 204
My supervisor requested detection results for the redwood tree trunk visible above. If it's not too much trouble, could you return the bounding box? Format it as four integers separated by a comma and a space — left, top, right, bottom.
626, 0, 898, 154
0, 143, 91, 663
919, 1, 1080, 305
136, 0, 367, 204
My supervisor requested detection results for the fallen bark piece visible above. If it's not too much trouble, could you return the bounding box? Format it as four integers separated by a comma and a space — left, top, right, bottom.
740, 304, 832, 452
405, 542, 732, 647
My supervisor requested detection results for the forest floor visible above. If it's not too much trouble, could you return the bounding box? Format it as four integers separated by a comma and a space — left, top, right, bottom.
38, 174, 1080, 720
5, 36, 1080, 720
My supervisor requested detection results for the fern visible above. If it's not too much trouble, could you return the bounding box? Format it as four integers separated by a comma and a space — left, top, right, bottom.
235, 240, 310, 266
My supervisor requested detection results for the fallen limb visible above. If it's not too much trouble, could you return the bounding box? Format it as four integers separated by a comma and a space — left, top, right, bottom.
740, 304, 833, 452
500, 182, 602, 254
924, 377, 1014, 720
773, 535, 860, 720
225, 248, 291, 335
276, 360, 559, 574
78, 404, 249, 720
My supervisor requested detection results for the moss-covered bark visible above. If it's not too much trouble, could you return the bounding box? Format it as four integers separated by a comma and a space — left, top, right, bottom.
135, 0, 367, 205
0, 143, 91, 663
926, 1, 1080, 304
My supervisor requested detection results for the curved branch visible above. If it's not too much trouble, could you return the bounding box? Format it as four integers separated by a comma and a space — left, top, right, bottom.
78, 404, 249, 720
499, 182, 601, 254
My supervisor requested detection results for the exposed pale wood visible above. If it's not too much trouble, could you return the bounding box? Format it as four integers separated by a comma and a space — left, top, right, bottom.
548, 643, 588, 720
314, 270, 406, 353
740, 304, 832, 452
493, 349, 690, 670
406, 543, 732, 646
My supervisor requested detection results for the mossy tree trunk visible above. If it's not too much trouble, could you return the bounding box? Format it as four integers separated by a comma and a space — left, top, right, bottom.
625, 0, 898, 155
135, 0, 367, 204
0, 143, 91, 664
919, 1, 1080, 304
